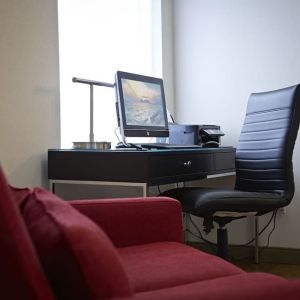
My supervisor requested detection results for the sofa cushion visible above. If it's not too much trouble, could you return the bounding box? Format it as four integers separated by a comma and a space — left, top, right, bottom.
133, 272, 299, 300
19, 187, 133, 300
118, 241, 242, 292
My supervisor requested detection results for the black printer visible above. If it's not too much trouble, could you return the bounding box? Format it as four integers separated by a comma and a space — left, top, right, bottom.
168, 124, 224, 147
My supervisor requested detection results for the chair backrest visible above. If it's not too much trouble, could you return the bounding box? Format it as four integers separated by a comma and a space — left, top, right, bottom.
0, 167, 56, 300
235, 84, 300, 203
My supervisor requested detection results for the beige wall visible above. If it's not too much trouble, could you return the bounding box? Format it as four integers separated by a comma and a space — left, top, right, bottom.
0, 0, 60, 187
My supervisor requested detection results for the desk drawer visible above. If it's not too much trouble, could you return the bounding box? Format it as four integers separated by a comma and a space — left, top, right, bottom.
48, 148, 235, 185
149, 153, 214, 180
215, 151, 235, 171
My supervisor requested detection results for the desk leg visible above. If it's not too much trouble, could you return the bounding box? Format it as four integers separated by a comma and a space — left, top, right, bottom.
254, 216, 259, 264
142, 183, 148, 197
49, 180, 55, 194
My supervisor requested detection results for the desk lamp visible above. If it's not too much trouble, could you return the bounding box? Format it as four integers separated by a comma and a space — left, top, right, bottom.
72, 77, 115, 149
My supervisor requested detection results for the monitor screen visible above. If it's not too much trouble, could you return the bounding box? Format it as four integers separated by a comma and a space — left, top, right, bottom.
115, 71, 169, 138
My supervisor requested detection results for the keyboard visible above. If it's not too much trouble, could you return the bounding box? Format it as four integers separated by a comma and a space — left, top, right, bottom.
134, 143, 202, 150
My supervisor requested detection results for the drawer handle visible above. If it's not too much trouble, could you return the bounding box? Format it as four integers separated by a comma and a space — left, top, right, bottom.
184, 161, 192, 167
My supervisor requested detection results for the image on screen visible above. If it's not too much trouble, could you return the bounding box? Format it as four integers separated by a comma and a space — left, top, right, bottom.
121, 78, 165, 127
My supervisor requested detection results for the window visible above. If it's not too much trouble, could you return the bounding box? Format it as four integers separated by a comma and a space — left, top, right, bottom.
58, 0, 162, 147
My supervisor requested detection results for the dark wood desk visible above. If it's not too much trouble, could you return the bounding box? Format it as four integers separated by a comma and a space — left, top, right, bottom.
48, 147, 235, 196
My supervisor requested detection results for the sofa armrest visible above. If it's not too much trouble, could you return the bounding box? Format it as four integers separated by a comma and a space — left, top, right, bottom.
70, 197, 183, 247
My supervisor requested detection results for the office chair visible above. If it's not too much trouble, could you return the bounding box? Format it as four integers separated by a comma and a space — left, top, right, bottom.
161, 84, 300, 260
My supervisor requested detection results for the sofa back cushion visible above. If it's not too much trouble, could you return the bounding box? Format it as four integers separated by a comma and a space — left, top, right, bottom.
0, 168, 55, 300
19, 187, 133, 300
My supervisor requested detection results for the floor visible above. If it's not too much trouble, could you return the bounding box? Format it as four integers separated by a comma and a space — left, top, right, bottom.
232, 259, 300, 279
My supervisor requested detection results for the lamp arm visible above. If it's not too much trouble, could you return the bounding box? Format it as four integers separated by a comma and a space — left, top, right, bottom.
72, 77, 115, 88
72, 77, 115, 143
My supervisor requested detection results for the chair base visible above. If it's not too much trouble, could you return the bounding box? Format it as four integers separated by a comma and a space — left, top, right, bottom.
217, 227, 230, 261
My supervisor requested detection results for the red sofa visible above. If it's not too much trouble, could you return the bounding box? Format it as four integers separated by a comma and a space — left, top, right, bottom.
1, 167, 300, 300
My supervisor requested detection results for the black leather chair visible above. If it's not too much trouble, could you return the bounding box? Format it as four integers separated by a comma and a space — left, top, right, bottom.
161, 84, 300, 260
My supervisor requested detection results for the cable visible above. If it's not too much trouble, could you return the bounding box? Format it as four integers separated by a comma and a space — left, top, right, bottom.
231, 210, 278, 261
244, 211, 276, 246
188, 214, 216, 247
170, 114, 175, 123
265, 210, 277, 248
157, 185, 161, 194
114, 127, 121, 143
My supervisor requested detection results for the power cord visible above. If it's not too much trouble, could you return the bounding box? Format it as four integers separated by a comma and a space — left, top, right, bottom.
157, 185, 162, 194
114, 127, 121, 143
244, 210, 277, 246
232, 210, 278, 261
266, 210, 277, 247
187, 214, 217, 250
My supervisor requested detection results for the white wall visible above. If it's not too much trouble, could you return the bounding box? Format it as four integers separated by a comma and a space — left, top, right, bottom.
173, 0, 300, 248
0, 0, 60, 188
161, 0, 176, 116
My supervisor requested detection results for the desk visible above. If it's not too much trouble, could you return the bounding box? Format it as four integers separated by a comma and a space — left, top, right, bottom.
48, 147, 235, 197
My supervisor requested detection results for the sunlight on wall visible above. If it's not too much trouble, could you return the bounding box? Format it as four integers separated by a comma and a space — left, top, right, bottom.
58, 0, 162, 147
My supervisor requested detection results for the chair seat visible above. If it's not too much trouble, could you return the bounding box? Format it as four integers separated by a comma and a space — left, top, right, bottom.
161, 188, 286, 217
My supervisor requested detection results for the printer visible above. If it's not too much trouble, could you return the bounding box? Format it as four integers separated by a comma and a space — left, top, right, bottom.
168, 124, 224, 147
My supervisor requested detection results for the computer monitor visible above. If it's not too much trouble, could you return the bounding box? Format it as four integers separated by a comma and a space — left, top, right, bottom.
115, 71, 169, 139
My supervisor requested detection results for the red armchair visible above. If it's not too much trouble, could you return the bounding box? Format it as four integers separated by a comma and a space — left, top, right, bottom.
1, 167, 300, 300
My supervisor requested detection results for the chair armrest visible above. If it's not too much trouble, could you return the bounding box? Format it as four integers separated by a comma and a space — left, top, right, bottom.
70, 197, 183, 247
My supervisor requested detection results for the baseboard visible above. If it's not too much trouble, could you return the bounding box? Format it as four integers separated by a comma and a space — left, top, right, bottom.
188, 242, 300, 264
